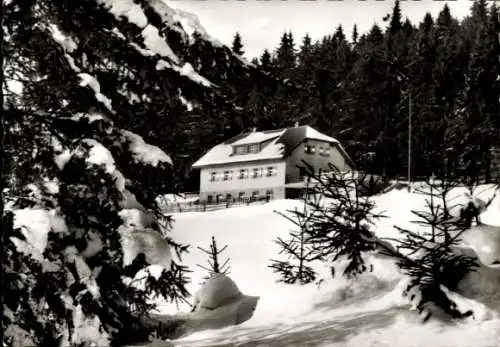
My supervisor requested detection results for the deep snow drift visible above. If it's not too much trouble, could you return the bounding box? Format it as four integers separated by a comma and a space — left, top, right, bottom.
154, 184, 500, 347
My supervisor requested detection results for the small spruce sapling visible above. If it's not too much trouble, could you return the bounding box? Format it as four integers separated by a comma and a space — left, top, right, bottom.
380, 178, 479, 322
301, 163, 386, 278
269, 184, 318, 285
197, 236, 231, 282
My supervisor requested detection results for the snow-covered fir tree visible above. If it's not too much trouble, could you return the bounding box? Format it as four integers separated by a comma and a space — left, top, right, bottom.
1, 0, 257, 345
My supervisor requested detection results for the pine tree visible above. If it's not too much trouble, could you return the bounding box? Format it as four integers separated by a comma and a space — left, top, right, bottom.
3, 0, 196, 345
196, 236, 231, 281
382, 179, 479, 321
275, 31, 297, 73
389, 0, 403, 35
352, 24, 358, 44
269, 192, 317, 285
449, 0, 500, 184
260, 49, 272, 72
291, 165, 385, 278
231, 31, 245, 56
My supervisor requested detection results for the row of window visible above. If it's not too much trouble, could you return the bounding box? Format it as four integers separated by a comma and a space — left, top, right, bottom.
209, 166, 278, 182
304, 144, 331, 156
207, 189, 274, 203
234, 144, 260, 155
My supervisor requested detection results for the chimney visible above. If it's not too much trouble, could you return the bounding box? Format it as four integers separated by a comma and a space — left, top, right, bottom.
294, 121, 299, 128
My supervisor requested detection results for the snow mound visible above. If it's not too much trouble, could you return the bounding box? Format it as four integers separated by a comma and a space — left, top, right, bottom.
193, 274, 242, 311
458, 224, 500, 265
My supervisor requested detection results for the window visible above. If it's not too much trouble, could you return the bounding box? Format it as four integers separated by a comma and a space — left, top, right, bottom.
304, 144, 316, 154
266, 166, 276, 177
298, 166, 307, 179
223, 170, 232, 181
252, 190, 259, 199
249, 144, 260, 153
207, 195, 213, 203
234, 145, 247, 155
266, 189, 273, 200
253, 168, 262, 179
226, 193, 232, 202
320, 146, 330, 157
238, 192, 245, 199
239, 169, 247, 179
210, 171, 217, 182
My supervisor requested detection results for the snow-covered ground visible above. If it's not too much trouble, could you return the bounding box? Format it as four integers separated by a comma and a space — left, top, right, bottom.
154, 184, 500, 347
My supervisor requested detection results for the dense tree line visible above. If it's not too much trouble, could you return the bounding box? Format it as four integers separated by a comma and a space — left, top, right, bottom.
238, 0, 499, 183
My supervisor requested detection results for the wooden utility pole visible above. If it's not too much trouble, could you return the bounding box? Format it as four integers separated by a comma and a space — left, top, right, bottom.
408, 90, 412, 192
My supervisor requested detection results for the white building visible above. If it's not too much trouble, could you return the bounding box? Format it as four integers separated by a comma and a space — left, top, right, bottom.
192, 125, 354, 202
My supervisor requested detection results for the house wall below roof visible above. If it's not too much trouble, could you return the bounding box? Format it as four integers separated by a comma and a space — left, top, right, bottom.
199, 159, 286, 199
285, 139, 350, 182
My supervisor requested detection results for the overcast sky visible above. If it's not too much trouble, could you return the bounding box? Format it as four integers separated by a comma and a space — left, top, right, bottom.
169, 0, 474, 59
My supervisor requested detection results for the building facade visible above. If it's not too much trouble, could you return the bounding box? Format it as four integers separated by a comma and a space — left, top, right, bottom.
192, 125, 354, 202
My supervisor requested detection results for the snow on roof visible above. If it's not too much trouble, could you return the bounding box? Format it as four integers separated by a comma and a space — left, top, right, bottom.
231, 129, 285, 146
305, 126, 339, 143
192, 137, 285, 167
192, 125, 347, 168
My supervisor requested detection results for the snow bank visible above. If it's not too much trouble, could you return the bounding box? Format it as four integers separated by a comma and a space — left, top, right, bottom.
156, 186, 500, 346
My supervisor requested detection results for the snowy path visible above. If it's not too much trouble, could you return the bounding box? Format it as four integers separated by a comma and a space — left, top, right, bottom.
172, 307, 405, 347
